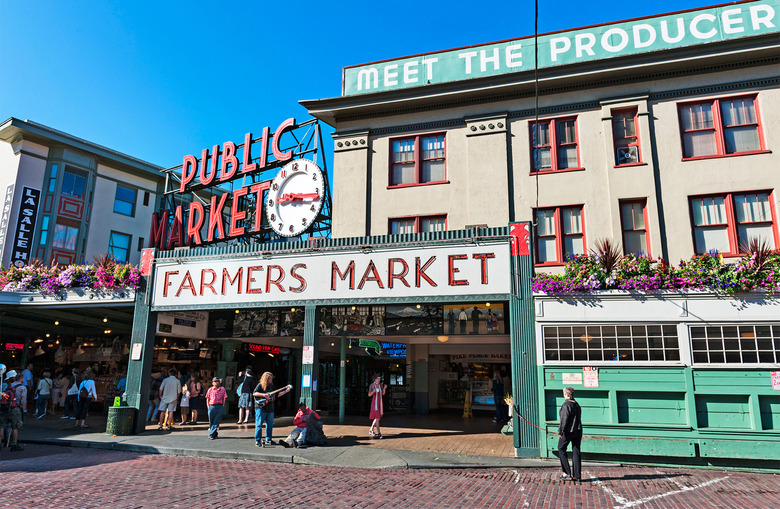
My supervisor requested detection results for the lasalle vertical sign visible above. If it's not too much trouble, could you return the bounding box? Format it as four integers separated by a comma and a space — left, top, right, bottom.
11, 186, 40, 267
150, 242, 510, 308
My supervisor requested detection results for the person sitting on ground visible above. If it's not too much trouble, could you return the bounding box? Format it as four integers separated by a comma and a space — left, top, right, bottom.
281, 403, 320, 448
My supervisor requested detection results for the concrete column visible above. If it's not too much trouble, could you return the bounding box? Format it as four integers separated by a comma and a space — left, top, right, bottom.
300, 305, 320, 409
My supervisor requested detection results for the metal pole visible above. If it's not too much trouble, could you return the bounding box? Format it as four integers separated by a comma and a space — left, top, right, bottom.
339, 334, 346, 423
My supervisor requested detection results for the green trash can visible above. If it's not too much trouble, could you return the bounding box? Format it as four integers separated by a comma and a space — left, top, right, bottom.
106, 406, 136, 436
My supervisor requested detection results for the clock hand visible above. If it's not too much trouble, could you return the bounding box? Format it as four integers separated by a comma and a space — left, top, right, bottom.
276, 192, 320, 204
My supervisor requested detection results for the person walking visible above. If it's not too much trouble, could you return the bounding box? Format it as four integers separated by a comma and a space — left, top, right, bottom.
558, 386, 583, 483
235, 367, 256, 424
61, 368, 80, 419
5, 372, 26, 451
186, 374, 204, 424
368, 374, 387, 439
157, 369, 180, 431
205, 377, 227, 440
471, 306, 481, 334
75, 373, 97, 429
253, 371, 291, 446
34, 370, 52, 419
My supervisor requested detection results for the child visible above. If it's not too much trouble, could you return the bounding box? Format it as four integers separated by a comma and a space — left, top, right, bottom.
281, 403, 320, 448
179, 383, 190, 425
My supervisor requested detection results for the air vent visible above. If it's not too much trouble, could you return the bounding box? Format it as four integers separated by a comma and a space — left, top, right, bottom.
616, 146, 639, 165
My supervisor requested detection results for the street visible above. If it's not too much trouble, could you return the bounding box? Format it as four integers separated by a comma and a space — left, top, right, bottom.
1, 445, 778, 508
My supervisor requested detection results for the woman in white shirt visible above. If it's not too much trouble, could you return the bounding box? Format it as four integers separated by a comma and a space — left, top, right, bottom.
35, 371, 53, 419
75, 374, 97, 428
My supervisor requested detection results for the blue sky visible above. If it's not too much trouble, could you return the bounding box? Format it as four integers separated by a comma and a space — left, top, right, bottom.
0, 0, 719, 169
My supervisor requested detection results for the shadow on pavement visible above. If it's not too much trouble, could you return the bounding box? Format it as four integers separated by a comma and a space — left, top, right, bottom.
0, 444, 142, 472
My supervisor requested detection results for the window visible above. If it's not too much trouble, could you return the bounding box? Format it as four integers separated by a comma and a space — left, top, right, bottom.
389, 215, 446, 235
530, 117, 580, 172
534, 206, 585, 264
47, 164, 58, 192
108, 231, 132, 263
137, 237, 145, 251
39, 216, 50, 246
61, 167, 87, 198
390, 134, 446, 186
620, 200, 650, 255
690, 192, 776, 255
679, 95, 763, 159
143, 191, 150, 206
612, 108, 642, 165
691, 324, 780, 364
543, 324, 680, 362
52, 221, 79, 250
113, 185, 137, 216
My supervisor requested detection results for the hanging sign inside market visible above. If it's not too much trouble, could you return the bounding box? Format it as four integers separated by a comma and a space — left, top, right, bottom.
148, 118, 325, 249
343, 0, 779, 95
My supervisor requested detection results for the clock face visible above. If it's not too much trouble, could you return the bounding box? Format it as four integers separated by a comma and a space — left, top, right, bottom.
265, 159, 325, 237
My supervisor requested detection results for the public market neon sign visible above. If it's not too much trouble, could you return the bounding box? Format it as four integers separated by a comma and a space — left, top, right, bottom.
148, 118, 296, 250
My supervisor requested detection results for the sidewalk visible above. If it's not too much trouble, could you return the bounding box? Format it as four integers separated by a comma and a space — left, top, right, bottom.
18, 410, 581, 470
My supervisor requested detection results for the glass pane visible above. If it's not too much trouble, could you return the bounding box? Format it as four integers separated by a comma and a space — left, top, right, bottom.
682, 103, 713, 130
557, 120, 576, 143
624, 231, 646, 255
421, 160, 445, 182
533, 148, 551, 169
720, 98, 755, 126
391, 163, 415, 185
113, 200, 134, 216
734, 194, 770, 223
536, 209, 556, 236
694, 226, 730, 254
39, 216, 50, 245
613, 112, 636, 138
738, 224, 775, 250
684, 131, 717, 157
392, 139, 414, 163
390, 219, 415, 235
724, 126, 759, 153
62, 170, 87, 198
421, 135, 444, 159
562, 208, 582, 234
557, 146, 577, 169
52, 224, 78, 250
420, 217, 445, 232
563, 235, 584, 256
692, 197, 726, 226
531, 122, 550, 146
537, 237, 557, 263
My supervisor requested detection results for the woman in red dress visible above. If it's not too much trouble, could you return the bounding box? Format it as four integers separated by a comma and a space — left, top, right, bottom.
368, 374, 387, 439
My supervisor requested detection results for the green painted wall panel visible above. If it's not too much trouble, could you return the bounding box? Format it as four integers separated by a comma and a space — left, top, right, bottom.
696, 395, 751, 429
617, 392, 686, 425
547, 434, 696, 457
700, 439, 780, 460
545, 390, 610, 423
693, 370, 775, 392
759, 396, 780, 430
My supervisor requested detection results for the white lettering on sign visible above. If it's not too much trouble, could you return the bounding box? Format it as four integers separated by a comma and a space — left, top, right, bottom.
343, 1, 780, 95
150, 242, 510, 308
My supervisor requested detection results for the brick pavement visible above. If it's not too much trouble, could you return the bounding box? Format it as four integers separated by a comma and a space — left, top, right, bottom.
1, 444, 779, 508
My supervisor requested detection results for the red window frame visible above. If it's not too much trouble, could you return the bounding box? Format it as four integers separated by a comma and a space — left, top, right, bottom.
678, 94, 766, 160
532, 205, 586, 266
388, 214, 447, 235
529, 116, 582, 173
612, 108, 643, 166
619, 199, 651, 256
388, 133, 447, 188
689, 191, 778, 256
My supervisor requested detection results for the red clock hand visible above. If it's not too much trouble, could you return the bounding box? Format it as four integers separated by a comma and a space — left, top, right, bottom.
277, 192, 320, 203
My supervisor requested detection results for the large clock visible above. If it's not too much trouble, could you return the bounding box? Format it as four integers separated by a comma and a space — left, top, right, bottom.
265, 159, 325, 237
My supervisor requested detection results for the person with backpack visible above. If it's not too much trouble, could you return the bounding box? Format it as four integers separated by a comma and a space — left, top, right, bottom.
61, 368, 80, 420
75, 373, 97, 428
2, 371, 26, 451
235, 367, 255, 424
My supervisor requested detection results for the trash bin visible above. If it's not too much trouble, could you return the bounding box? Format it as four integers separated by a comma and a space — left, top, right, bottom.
106, 406, 136, 436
